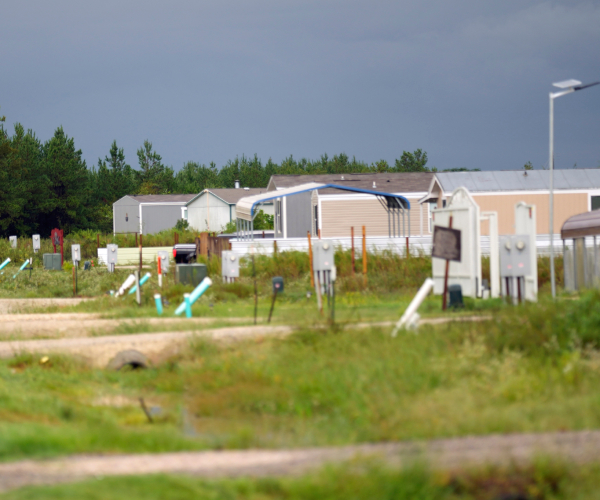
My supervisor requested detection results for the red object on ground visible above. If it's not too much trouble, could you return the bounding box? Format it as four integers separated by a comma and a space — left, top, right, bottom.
50, 228, 64, 266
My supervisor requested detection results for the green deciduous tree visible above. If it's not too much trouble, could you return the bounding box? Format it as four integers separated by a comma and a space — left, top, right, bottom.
393, 149, 430, 172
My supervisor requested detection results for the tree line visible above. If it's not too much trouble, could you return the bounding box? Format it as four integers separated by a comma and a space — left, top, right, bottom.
1, 117, 450, 237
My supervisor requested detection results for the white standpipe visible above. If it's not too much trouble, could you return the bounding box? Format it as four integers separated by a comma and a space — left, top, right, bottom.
391, 278, 434, 337
116, 274, 136, 297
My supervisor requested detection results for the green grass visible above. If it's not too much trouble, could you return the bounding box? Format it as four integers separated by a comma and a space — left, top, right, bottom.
4, 461, 600, 500
2, 292, 600, 461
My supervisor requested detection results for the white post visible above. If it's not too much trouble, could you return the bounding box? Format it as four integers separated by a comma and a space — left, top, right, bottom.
392, 278, 434, 336
481, 211, 500, 298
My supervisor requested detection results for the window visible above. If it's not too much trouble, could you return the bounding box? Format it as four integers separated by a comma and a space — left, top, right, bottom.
592, 196, 600, 211
181, 207, 188, 220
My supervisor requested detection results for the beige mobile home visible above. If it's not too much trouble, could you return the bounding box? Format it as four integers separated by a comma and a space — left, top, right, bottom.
420, 170, 600, 236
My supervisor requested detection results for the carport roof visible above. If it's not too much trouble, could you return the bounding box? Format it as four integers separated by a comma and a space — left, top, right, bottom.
236, 182, 411, 221
561, 210, 600, 239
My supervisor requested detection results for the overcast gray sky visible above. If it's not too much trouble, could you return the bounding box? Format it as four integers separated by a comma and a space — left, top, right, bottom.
1, 0, 599, 172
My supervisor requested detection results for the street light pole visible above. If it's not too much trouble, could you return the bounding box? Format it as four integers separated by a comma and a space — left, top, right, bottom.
549, 93, 555, 298
548, 79, 599, 299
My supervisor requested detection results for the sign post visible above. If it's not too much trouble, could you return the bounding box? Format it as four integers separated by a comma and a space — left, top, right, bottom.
431, 217, 461, 310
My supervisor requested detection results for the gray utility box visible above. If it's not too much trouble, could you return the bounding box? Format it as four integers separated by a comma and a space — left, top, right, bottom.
221, 250, 240, 279
312, 240, 335, 272
176, 264, 208, 287
32, 235, 41, 253
157, 250, 170, 273
499, 234, 531, 277
107, 244, 118, 264
71, 244, 81, 264
43, 253, 62, 271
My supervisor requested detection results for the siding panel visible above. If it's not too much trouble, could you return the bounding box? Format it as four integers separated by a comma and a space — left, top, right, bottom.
472, 193, 588, 235
320, 197, 425, 238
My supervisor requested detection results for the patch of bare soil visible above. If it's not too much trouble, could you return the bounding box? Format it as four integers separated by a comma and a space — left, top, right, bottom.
0, 324, 294, 367
0, 314, 252, 340
0, 430, 599, 493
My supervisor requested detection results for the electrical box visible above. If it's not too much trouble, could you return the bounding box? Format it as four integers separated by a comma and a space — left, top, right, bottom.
272, 276, 284, 293
9, 236, 17, 249
43, 253, 62, 271
107, 244, 118, 264
221, 250, 240, 279
312, 240, 335, 272
32, 235, 41, 253
499, 235, 531, 277
71, 244, 81, 264
176, 264, 207, 286
157, 250, 170, 273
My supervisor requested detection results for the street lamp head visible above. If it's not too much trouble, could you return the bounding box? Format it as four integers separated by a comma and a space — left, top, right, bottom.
553, 79, 582, 89
573, 81, 600, 91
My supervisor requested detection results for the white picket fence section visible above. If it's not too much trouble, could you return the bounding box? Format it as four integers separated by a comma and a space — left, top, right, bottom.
230, 234, 569, 258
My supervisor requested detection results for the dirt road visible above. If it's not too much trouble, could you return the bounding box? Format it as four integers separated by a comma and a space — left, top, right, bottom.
0, 430, 599, 493
0, 325, 293, 367
0, 313, 255, 340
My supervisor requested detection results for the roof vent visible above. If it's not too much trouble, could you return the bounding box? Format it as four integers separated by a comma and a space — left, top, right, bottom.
341, 175, 345, 180
234, 180, 240, 189
244, 187, 250, 191
372, 181, 377, 189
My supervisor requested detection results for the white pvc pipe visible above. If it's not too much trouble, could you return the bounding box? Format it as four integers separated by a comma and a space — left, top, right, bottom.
391, 278, 434, 337
116, 274, 136, 296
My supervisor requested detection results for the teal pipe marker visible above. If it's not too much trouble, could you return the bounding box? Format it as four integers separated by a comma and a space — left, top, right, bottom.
0, 258, 11, 271
13, 260, 30, 279
184, 293, 192, 318
128, 272, 152, 295
174, 277, 213, 316
154, 294, 163, 315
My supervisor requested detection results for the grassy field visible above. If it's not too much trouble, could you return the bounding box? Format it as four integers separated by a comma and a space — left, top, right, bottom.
4, 461, 600, 499
2, 290, 600, 462
2, 248, 594, 499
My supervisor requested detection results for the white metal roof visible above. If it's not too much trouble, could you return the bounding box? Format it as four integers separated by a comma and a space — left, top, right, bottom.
235, 182, 413, 221
435, 169, 600, 193
236, 182, 325, 220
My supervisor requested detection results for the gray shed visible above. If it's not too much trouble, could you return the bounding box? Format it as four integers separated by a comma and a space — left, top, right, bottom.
113, 194, 196, 235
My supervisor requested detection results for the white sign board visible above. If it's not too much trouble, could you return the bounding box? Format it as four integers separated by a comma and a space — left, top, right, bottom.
431, 187, 482, 298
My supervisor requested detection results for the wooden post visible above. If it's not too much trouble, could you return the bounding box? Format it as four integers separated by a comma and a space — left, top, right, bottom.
135, 233, 138, 247
351, 227, 355, 276
97, 234, 100, 250
406, 237, 410, 258
318, 229, 321, 239
308, 231, 314, 287
72, 267, 76, 296
362, 226, 367, 287
273, 240, 278, 256
442, 216, 453, 311
139, 244, 142, 275
140, 234, 143, 247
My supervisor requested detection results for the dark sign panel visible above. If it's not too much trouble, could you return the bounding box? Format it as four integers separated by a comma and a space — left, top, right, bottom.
432, 226, 462, 262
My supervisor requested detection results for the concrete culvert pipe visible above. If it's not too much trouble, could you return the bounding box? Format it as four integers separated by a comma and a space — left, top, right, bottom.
107, 350, 149, 371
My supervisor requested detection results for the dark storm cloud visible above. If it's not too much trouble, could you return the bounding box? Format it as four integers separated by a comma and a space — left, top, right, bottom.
1, 0, 598, 172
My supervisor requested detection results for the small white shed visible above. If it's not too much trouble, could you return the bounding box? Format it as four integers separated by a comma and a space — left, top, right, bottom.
186, 188, 273, 232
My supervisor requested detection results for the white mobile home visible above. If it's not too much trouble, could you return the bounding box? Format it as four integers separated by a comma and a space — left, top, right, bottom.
186, 188, 273, 233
